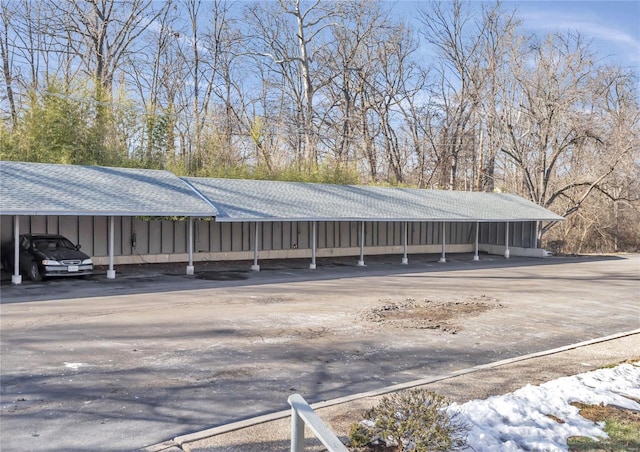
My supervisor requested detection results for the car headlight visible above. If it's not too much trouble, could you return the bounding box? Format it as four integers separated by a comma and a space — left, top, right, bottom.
82, 259, 93, 265
41, 259, 60, 265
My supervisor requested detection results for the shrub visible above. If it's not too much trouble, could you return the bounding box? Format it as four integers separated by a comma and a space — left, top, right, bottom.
349, 389, 469, 451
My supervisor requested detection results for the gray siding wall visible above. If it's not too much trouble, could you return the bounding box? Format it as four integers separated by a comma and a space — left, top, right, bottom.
478, 222, 537, 248
1, 215, 537, 258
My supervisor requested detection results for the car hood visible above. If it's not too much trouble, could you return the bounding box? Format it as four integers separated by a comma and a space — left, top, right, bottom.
36, 249, 90, 261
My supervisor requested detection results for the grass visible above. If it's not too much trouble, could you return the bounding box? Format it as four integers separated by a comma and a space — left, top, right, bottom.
568, 402, 640, 451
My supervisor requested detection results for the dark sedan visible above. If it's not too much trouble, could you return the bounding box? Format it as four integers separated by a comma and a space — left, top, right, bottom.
1, 234, 93, 282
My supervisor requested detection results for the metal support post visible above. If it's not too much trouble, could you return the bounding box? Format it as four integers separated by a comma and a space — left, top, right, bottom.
107, 216, 116, 279
402, 221, 408, 264
291, 405, 305, 452
473, 221, 480, 261
186, 217, 195, 275
310, 221, 317, 269
357, 221, 365, 266
504, 221, 510, 259
251, 222, 260, 271
439, 222, 447, 263
11, 216, 21, 285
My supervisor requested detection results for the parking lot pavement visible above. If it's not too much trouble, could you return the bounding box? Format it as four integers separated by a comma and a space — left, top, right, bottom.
166, 331, 640, 452
1, 254, 639, 451
0, 252, 629, 303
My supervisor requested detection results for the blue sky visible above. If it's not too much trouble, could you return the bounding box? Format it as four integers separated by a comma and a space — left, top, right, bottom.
512, 0, 640, 67
392, 0, 640, 73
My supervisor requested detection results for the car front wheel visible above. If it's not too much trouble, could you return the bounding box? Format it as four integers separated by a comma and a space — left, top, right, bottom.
27, 261, 42, 282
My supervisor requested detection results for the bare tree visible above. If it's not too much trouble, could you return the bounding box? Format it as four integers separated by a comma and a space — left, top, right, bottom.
0, 1, 17, 128
419, 0, 483, 190
245, 0, 337, 170
494, 31, 637, 243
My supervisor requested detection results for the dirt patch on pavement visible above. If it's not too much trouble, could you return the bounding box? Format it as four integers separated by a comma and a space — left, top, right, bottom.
361, 295, 503, 333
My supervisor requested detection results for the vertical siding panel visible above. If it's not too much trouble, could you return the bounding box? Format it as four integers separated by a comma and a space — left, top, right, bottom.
161, 220, 173, 253
377, 222, 386, 246
339, 221, 345, 247
282, 222, 291, 249
78, 217, 94, 256
348, 221, 356, 247
46, 216, 59, 234
243, 222, 251, 251
58, 216, 78, 243
93, 216, 108, 256
30, 216, 46, 234
121, 217, 132, 255
317, 222, 325, 248
231, 222, 243, 251
0, 216, 13, 243
148, 221, 161, 254
196, 220, 208, 251
324, 222, 332, 248
211, 221, 221, 252
220, 223, 232, 252
260, 222, 266, 251
424, 222, 430, 245
410, 222, 418, 245
175, 220, 187, 253
115, 217, 123, 255
272, 222, 282, 249
298, 221, 308, 249
132, 218, 146, 254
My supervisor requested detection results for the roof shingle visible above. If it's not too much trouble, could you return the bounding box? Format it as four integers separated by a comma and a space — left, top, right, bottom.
0, 161, 218, 217
183, 177, 564, 222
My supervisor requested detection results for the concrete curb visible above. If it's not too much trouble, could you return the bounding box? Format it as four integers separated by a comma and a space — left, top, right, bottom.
166, 329, 640, 449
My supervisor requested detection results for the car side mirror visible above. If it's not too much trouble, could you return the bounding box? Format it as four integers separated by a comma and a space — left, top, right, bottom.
75, 244, 82, 250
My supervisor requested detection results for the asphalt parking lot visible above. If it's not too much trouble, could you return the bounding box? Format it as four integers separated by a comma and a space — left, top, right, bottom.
1, 253, 639, 451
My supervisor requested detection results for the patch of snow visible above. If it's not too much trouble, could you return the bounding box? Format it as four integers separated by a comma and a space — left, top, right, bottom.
64, 362, 84, 371
451, 362, 640, 451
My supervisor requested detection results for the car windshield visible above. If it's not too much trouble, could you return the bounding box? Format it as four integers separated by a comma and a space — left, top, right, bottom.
32, 237, 76, 251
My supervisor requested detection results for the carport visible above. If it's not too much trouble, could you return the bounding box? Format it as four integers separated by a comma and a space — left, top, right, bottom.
183, 177, 564, 271
1, 161, 564, 282
0, 161, 218, 284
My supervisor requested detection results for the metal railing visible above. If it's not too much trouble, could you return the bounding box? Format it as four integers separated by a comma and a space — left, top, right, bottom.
288, 394, 350, 452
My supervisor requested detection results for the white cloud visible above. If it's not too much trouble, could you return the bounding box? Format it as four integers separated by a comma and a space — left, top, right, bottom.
519, 9, 640, 62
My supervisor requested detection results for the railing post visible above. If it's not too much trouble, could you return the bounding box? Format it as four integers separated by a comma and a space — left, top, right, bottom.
291, 405, 304, 452
288, 393, 349, 452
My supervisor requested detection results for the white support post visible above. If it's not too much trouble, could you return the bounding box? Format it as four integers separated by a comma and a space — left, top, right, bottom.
107, 216, 116, 279
287, 394, 349, 452
504, 221, 510, 259
11, 216, 21, 285
473, 221, 480, 261
251, 222, 260, 271
310, 221, 317, 270
439, 222, 447, 263
535, 221, 540, 248
186, 217, 194, 275
291, 404, 305, 452
402, 221, 408, 264
357, 221, 365, 266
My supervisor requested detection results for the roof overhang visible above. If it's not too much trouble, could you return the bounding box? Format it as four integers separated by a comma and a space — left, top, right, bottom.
0, 161, 218, 217
184, 177, 565, 223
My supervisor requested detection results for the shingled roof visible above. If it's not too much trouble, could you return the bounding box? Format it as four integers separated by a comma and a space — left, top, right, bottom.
183, 177, 564, 222
0, 161, 218, 217
0, 161, 563, 222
